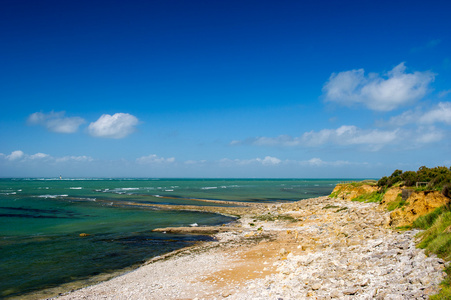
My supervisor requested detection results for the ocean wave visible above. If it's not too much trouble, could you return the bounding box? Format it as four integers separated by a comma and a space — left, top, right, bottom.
75, 197, 96, 202
201, 187, 218, 190
36, 194, 69, 199
69, 187, 83, 190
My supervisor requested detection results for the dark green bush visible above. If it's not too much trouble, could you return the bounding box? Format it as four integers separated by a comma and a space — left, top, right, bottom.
378, 166, 451, 191
443, 185, 451, 199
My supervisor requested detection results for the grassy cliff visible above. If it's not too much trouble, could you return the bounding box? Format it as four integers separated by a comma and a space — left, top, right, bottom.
330, 166, 451, 299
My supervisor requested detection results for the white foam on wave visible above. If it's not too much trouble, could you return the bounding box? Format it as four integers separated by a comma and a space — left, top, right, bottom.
78, 197, 96, 201
164, 189, 174, 192
1, 192, 16, 195
201, 186, 218, 190
121, 188, 140, 191
37, 194, 69, 198
70, 187, 83, 190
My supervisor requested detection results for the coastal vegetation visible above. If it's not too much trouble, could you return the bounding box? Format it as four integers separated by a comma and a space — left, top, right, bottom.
330, 165, 451, 299
377, 166, 451, 194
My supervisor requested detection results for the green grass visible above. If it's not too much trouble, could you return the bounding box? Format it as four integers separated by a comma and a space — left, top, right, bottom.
413, 206, 447, 229
413, 205, 451, 299
335, 207, 348, 213
329, 187, 343, 198
254, 213, 297, 223
416, 211, 451, 256
352, 191, 384, 203
395, 225, 412, 231
323, 204, 340, 209
386, 193, 408, 211
430, 266, 451, 300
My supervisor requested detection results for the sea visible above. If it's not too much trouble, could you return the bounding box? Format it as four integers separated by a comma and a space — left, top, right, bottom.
0, 178, 343, 299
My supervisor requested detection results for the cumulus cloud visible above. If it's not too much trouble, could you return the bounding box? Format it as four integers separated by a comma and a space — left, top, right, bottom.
385, 102, 451, 126
55, 155, 93, 163
136, 154, 175, 164
323, 63, 435, 111
6, 150, 25, 161
0, 150, 93, 163
419, 102, 451, 125
232, 125, 399, 150
88, 113, 139, 139
217, 156, 354, 168
219, 156, 282, 166
303, 125, 399, 148
27, 111, 85, 133
298, 158, 352, 167
29, 153, 50, 160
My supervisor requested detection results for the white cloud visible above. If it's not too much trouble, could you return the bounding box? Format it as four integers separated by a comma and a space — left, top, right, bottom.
414, 127, 444, 144
28, 111, 85, 133
260, 156, 282, 165
219, 156, 282, 166
306, 158, 324, 166
385, 102, 451, 126
323, 63, 435, 111
184, 160, 207, 165
55, 155, 93, 163
299, 158, 352, 167
233, 125, 399, 150
29, 153, 50, 160
6, 150, 24, 161
88, 113, 138, 139
136, 154, 175, 164
419, 102, 451, 125
217, 156, 355, 168
1, 150, 93, 163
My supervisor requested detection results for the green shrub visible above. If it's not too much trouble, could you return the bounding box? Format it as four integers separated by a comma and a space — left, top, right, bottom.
443, 184, 451, 199
378, 166, 451, 191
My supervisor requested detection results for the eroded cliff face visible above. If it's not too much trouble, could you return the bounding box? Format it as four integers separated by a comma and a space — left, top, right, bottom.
330, 184, 450, 227
389, 191, 450, 227
330, 184, 378, 201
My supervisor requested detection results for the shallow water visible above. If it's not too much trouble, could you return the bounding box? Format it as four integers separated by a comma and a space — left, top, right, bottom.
0, 178, 342, 298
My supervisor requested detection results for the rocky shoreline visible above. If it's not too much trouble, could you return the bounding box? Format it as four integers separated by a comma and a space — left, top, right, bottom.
54, 196, 446, 299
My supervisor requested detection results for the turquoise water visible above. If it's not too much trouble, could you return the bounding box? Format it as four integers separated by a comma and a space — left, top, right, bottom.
0, 178, 340, 298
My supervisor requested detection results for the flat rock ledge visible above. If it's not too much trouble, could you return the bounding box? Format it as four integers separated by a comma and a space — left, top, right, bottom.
55, 196, 447, 300
152, 226, 241, 234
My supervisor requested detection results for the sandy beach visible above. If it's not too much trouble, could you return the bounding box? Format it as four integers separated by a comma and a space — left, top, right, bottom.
48, 195, 447, 299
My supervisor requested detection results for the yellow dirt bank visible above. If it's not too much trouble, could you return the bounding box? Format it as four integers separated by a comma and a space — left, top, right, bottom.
330, 183, 450, 227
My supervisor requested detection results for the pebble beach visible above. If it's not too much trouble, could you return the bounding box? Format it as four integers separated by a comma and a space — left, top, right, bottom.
53, 196, 447, 300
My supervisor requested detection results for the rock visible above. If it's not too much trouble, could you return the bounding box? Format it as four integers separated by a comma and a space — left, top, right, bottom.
311, 283, 321, 290
279, 248, 288, 256
342, 287, 358, 295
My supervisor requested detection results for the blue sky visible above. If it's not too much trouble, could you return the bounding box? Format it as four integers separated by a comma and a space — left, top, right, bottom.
1, 0, 450, 178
